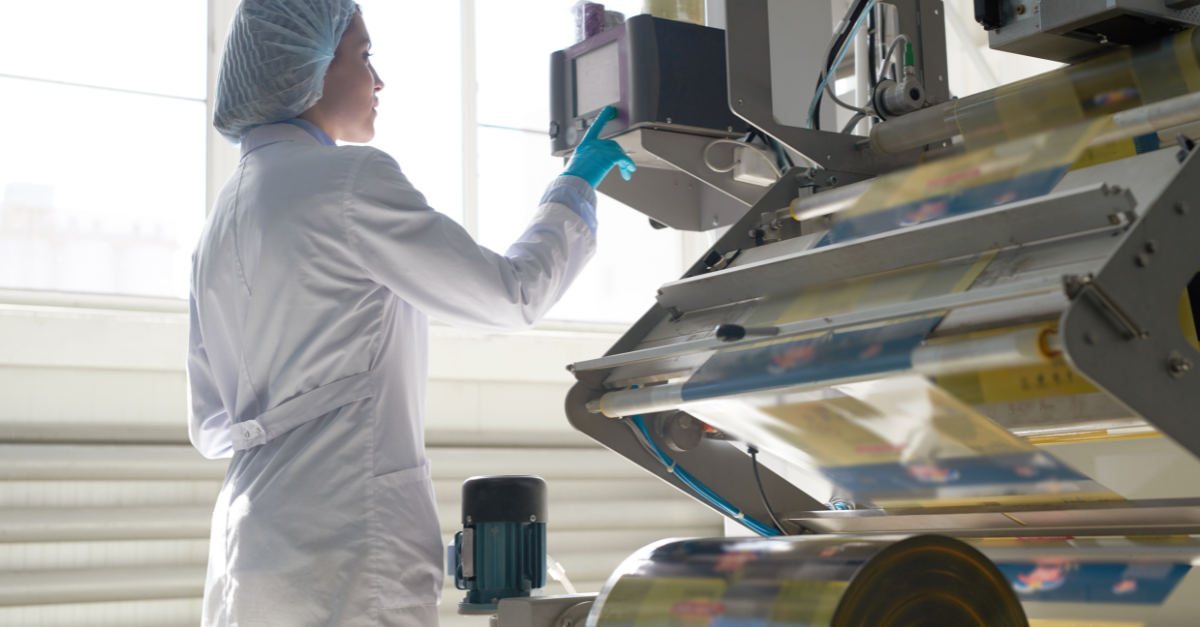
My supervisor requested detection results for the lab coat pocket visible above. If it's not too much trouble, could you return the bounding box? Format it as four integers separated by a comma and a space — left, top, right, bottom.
369, 460, 445, 610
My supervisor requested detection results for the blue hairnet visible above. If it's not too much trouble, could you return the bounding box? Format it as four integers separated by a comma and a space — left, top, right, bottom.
214, 0, 359, 144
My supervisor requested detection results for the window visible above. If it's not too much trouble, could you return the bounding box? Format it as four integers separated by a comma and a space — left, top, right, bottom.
3, 0, 691, 323
472, 0, 686, 323
355, 0, 464, 224
0, 0, 208, 299
358, 0, 688, 323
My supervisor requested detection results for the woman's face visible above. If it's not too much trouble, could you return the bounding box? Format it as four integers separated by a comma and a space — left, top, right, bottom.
300, 10, 384, 143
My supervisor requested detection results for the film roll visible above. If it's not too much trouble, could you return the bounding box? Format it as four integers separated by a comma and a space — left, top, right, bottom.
588, 535, 1028, 627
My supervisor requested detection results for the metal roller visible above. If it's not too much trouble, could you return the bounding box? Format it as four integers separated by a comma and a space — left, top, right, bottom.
587, 535, 1028, 627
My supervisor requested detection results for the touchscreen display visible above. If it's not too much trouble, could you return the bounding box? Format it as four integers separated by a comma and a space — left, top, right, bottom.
574, 42, 620, 116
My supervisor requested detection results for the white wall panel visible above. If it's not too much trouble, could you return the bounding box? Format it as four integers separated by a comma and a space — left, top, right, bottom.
0, 306, 188, 372
0, 481, 221, 508
0, 539, 208, 571
0, 366, 186, 424
0, 597, 201, 627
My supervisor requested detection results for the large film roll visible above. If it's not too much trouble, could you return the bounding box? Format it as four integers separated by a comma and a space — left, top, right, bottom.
587, 535, 1028, 627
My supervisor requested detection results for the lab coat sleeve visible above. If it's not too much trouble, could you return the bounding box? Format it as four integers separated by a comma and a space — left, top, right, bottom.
342, 149, 597, 333
186, 292, 233, 459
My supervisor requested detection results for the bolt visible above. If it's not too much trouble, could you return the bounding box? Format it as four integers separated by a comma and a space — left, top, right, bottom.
530, 515, 537, 522
466, 516, 472, 523
727, 126, 733, 132
1177, 201, 1190, 215
666, 117, 673, 124
1135, 254, 1150, 267
1084, 332, 1096, 345
1169, 354, 1193, 377
1145, 240, 1159, 253
1015, 3, 1026, 14
738, 99, 744, 106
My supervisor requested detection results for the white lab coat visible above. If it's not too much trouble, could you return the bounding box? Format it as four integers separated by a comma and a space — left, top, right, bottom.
187, 123, 596, 627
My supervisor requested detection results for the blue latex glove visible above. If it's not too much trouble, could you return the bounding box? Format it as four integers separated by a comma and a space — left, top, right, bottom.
562, 106, 636, 188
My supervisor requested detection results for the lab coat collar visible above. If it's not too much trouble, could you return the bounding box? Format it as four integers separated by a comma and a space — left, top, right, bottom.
240, 123, 323, 159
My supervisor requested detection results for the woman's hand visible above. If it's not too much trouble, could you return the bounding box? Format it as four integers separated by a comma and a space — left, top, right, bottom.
562, 106, 636, 188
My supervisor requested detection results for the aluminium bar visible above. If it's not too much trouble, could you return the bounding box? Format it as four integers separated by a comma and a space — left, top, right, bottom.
586, 325, 1061, 417
572, 274, 1064, 375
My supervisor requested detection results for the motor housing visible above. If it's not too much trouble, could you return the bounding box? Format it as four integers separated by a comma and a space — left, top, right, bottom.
450, 475, 548, 614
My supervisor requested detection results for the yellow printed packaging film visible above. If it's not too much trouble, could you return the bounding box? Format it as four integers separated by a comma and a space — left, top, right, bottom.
840, 29, 1200, 243
686, 375, 1123, 509
679, 250, 1128, 509
932, 323, 1099, 406
967, 536, 1200, 626
680, 254, 993, 402
822, 119, 1109, 245
589, 535, 1028, 627
954, 29, 1200, 150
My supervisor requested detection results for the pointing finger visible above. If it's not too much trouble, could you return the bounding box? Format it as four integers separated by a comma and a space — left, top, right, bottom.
582, 105, 618, 143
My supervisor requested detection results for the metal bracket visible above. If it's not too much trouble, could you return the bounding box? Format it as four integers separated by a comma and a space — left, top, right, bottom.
1060, 149, 1200, 463
702, 249, 741, 272
724, 0, 949, 175
1064, 274, 1149, 340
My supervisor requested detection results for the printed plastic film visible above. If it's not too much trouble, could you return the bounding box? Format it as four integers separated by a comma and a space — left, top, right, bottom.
588, 535, 1028, 627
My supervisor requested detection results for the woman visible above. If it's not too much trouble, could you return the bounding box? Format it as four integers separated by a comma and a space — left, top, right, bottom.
188, 1, 634, 625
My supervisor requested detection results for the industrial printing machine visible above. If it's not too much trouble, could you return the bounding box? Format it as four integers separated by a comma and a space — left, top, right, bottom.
450, 1, 1200, 625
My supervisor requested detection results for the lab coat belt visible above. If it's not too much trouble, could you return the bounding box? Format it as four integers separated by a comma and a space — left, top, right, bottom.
231, 371, 376, 451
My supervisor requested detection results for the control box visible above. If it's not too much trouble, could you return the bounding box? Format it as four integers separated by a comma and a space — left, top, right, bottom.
550, 14, 743, 156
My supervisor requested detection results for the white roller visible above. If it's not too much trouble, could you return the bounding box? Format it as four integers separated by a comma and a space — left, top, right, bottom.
911, 327, 1054, 376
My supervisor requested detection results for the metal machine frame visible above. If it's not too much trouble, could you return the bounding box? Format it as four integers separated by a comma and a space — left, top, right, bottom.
564, 1, 1200, 539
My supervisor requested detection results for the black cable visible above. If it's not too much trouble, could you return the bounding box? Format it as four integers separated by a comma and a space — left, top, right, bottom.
867, 7, 877, 94
812, 0, 870, 131
747, 446, 787, 533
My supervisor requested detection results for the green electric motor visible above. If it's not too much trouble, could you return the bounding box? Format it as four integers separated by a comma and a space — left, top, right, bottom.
450, 475, 548, 614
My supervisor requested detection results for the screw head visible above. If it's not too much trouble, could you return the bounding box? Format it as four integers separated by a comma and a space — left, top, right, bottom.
1135, 254, 1150, 267
530, 515, 537, 522
737, 99, 744, 106
564, 621, 574, 627
1177, 201, 1190, 214
1169, 352, 1193, 378
1145, 240, 1159, 253
466, 516, 472, 523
